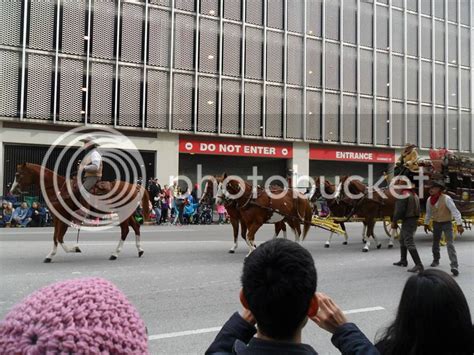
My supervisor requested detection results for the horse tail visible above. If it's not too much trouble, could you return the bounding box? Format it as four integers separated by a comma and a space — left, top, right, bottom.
141, 187, 151, 221
302, 199, 312, 241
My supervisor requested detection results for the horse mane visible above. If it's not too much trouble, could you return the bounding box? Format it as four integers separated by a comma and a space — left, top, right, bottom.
25, 163, 65, 183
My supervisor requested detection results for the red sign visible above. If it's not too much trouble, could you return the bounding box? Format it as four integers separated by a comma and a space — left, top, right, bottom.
310, 146, 395, 163
179, 136, 293, 158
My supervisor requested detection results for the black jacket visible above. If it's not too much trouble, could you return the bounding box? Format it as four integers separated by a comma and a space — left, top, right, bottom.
206, 313, 380, 355
393, 191, 420, 222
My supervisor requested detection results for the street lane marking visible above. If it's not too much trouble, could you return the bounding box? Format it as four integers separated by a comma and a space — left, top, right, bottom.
148, 306, 385, 341
0, 229, 195, 235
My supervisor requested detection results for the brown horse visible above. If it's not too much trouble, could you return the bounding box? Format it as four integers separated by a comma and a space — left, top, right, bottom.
200, 179, 287, 254
10, 163, 150, 262
216, 174, 313, 256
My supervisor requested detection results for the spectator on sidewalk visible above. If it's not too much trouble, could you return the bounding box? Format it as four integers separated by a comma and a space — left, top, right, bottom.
206, 239, 378, 355
0, 278, 149, 354
217, 204, 227, 224
0, 201, 13, 227
12, 202, 30, 227
28, 202, 46, 227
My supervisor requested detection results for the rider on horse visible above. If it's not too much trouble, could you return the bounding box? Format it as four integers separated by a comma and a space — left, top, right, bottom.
79, 136, 103, 194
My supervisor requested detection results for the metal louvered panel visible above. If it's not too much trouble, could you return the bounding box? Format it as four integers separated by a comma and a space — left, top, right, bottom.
148, 9, 171, 68
407, 0, 417, 11
421, 106, 432, 148
223, 0, 241, 21
325, 94, 339, 142
448, 110, 458, 150
407, 59, 418, 102
460, 28, 470, 67
447, 1, 457, 22
287, 35, 303, 86
267, 0, 283, 29
460, 0, 470, 25
307, 0, 322, 37
360, 1, 373, 47
392, 55, 404, 100
325, 0, 340, 40
150, 0, 170, 6
421, 0, 431, 15
58, 59, 83, 122
119, 66, 141, 127
288, 0, 304, 33
221, 80, 240, 134
407, 104, 418, 146
223, 23, 241, 77
201, 0, 219, 17
392, 10, 404, 54
245, 27, 263, 80
434, 20, 445, 62
62, 0, 86, 55
197, 76, 218, 133
435, 108, 445, 148
435, 64, 445, 105
421, 61, 432, 103
377, 53, 389, 97
174, 14, 195, 70
121, 3, 143, 64
25, 55, 53, 120
306, 90, 321, 140
391, 102, 404, 147
448, 66, 458, 107
307, 39, 321, 88
199, 19, 219, 74
172, 73, 193, 131
448, 24, 457, 64
343, 0, 356, 44
407, 14, 418, 56
92, 0, 116, 59
359, 98, 373, 144
244, 82, 262, 136
421, 17, 432, 59
360, 50, 373, 95
0, 0, 22, 46
0, 51, 20, 117
266, 85, 283, 138
342, 96, 356, 144
376, 5, 388, 49
246, 0, 263, 25
460, 113, 470, 151
325, 43, 339, 91
393, 0, 403, 8
90, 63, 114, 125
29, 0, 55, 51
146, 70, 168, 129
376, 100, 389, 146
434, 0, 444, 18
343, 46, 356, 93
286, 88, 303, 139
175, 0, 195, 12
461, 69, 470, 109
266, 31, 283, 83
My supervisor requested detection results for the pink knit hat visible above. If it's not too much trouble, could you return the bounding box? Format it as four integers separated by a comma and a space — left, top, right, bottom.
0, 278, 148, 354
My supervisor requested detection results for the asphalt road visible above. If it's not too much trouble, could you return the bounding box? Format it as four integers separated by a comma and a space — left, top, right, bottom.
1, 223, 473, 354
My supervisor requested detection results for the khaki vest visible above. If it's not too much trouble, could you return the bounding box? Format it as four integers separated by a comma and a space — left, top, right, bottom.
431, 194, 452, 223
82, 151, 103, 177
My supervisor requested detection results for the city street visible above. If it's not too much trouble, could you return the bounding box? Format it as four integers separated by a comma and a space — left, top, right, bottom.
1, 223, 473, 354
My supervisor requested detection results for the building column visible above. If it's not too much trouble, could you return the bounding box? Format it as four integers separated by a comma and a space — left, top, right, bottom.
0, 121, 4, 195
155, 133, 179, 186
288, 142, 310, 190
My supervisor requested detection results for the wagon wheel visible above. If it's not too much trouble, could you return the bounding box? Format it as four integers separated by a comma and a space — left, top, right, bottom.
383, 219, 400, 239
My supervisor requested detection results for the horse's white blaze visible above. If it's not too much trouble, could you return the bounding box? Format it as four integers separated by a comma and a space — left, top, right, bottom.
10, 177, 18, 194
267, 212, 284, 224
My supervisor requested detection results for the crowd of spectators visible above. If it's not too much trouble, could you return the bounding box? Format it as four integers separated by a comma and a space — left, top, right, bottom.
0, 200, 47, 228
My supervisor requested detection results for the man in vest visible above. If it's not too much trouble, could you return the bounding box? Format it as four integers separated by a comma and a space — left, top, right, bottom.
392, 179, 424, 273
424, 180, 464, 277
79, 136, 103, 194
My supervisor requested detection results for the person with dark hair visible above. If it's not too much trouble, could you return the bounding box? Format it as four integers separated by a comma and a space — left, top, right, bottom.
375, 269, 473, 354
206, 239, 378, 354
28, 201, 46, 227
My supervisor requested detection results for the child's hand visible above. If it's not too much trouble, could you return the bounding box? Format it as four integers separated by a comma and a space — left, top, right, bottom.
310, 293, 348, 334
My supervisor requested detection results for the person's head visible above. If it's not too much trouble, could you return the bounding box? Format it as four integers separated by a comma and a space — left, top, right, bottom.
1, 201, 7, 209
20, 202, 27, 209
164, 184, 169, 189
241, 239, 318, 341
0, 278, 148, 353
7, 202, 13, 210
378, 269, 473, 355
429, 181, 446, 196
32, 202, 38, 209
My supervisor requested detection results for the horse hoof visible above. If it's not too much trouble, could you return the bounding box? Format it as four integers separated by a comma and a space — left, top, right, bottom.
44, 258, 52, 263
324, 244, 330, 248
388, 244, 394, 249
138, 251, 144, 258
228, 250, 235, 254
362, 239, 366, 244
75, 247, 82, 253
362, 248, 369, 253
377, 244, 382, 250
109, 255, 117, 261
343, 241, 348, 245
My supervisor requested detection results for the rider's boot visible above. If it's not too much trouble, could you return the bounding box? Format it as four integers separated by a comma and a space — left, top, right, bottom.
407, 248, 424, 273
393, 246, 408, 267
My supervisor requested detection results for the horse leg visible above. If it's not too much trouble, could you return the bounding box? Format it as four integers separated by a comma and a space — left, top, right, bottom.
362, 221, 371, 252
282, 222, 287, 239
58, 222, 80, 254
273, 222, 281, 239
44, 220, 59, 263
245, 224, 259, 257
325, 232, 334, 248
387, 219, 395, 249
110, 221, 129, 260
228, 217, 239, 254
341, 223, 348, 245
362, 223, 368, 243
130, 217, 144, 257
